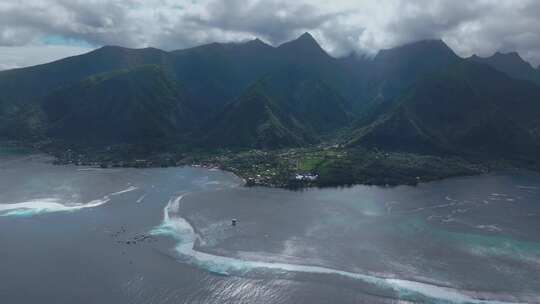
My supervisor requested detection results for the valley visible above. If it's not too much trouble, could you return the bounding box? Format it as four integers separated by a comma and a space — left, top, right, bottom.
1, 33, 540, 188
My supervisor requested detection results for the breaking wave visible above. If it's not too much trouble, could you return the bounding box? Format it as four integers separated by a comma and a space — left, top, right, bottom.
151, 195, 520, 304
0, 197, 110, 217
110, 186, 138, 196
0, 186, 137, 217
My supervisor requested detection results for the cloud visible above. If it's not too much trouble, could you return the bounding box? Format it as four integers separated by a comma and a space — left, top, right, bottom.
0, 45, 94, 70
1, 0, 540, 68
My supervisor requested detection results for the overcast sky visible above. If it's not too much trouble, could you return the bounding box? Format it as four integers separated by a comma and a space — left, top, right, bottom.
1, 0, 540, 70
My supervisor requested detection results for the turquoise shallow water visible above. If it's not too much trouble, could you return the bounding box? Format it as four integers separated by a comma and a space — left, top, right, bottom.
0, 153, 539, 303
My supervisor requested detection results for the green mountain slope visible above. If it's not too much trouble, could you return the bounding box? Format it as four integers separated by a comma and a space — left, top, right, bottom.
468, 52, 540, 85
42, 65, 196, 143
171, 39, 279, 115
350, 61, 540, 158
202, 84, 315, 149
0, 33, 539, 163
257, 68, 352, 134
276, 33, 354, 103
0, 46, 170, 105
0, 98, 46, 140
368, 39, 461, 99
345, 39, 462, 115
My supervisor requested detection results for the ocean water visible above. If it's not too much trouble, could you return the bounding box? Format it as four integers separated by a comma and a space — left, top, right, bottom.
0, 152, 539, 303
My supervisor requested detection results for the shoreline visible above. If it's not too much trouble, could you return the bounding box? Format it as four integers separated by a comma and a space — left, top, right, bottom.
47, 156, 487, 190
1, 140, 532, 190
48, 154, 490, 190
2, 150, 533, 303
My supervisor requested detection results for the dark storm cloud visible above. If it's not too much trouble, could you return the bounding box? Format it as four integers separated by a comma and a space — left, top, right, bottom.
148, 0, 355, 51
2, 0, 540, 68
385, 1, 488, 45
181, 0, 346, 44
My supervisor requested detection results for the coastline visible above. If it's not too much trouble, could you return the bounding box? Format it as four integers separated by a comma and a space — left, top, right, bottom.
2, 140, 531, 190
2, 144, 536, 303
48, 148, 491, 189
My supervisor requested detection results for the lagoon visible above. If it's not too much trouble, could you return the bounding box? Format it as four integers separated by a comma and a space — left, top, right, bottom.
1, 152, 539, 303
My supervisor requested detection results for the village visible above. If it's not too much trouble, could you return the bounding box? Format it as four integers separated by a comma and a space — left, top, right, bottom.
46, 143, 490, 189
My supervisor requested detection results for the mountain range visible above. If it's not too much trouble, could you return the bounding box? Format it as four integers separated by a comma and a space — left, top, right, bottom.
1, 32, 540, 162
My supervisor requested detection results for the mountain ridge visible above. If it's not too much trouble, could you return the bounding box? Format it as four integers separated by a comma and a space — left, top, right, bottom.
0, 33, 539, 172
42, 65, 196, 143
467, 51, 540, 85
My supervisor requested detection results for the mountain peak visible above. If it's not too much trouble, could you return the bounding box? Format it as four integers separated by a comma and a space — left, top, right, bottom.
492, 51, 527, 63
375, 38, 458, 64
472, 51, 532, 67
293, 32, 321, 48
94, 45, 166, 56
467, 50, 538, 83
280, 32, 319, 48
393, 39, 452, 52
278, 32, 328, 57
94, 45, 127, 53
245, 38, 272, 49
298, 32, 316, 41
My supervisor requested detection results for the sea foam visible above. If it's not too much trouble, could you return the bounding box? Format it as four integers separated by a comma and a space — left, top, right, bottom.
0, 185, 138, 217
151, 194, 521, 304
110, 186, 138, 196
0, 197, 110, 217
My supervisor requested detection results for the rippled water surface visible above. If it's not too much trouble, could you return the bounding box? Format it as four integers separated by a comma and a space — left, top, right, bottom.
1, 151, 539, 303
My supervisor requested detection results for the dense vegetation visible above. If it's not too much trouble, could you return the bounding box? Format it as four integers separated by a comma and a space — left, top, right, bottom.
1, 32, 540, 187
468, 51, 540, 85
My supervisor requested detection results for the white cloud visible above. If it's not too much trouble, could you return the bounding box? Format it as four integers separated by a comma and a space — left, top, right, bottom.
0, 45, 94, 70
1, 0, 540, 68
